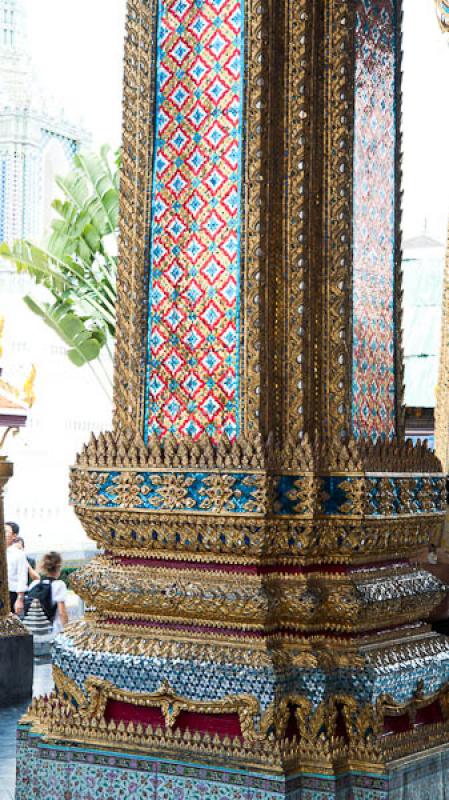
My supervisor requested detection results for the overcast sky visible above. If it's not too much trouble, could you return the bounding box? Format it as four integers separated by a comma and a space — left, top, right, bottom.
27, 0, 127, 146
26, 0, 449, 243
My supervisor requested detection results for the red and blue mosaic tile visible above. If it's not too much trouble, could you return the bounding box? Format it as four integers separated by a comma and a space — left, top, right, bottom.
145, 0, 244, 441
352, 0, 398, 442
16, 728, 394, 800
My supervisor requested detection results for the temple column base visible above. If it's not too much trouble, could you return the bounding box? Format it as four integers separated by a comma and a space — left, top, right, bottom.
0, 616, 33, 707
16, 725, 449, 800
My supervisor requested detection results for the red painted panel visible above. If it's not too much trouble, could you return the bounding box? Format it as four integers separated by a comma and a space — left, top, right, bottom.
104, 700, 242, 739
105, 700, 166, 729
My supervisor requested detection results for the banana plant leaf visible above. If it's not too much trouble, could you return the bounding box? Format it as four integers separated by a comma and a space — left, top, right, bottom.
0, 146, 119, 390
23, 296, 105, 367
0, 241, 67, 292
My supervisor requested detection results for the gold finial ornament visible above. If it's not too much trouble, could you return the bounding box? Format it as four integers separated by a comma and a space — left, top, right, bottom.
22, 364, 36, 408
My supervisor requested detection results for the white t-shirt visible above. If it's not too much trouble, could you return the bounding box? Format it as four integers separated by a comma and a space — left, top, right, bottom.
6, 545, 29, 593
28, 578, 67, 633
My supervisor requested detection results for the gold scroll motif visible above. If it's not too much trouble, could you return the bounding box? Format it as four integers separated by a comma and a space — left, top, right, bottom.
71, 464, 444, 519
70, 559, 445, 633
60, 617, 448, 673
337, 477, 365, 516
281, 0, 314, 444
76, 429, 442, 474
26, 673, 449, 773
319, 1, 356, 448
377, 678, 448, 726
435, 221, 449, 471
62, 616, 378, 670
63, 673, 259, 741
240, 0, 271, 437
75, 508, 442, 566
281, 475, 317, 516
52, 672, 449, 741
113, 0, 158, 436
70, 436, 445, 575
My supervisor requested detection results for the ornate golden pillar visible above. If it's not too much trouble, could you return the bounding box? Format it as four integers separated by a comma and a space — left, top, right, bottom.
0, 459, 33, 705
436, 227, 449, 471
16, 1, 449, 798
433, 5, 449, 545
0, 460, 13, 625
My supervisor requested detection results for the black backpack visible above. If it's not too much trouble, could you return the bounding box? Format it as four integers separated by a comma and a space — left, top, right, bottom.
25, 578, 57, 623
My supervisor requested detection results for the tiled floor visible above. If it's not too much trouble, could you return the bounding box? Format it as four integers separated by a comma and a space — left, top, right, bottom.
0, 660, 53, 800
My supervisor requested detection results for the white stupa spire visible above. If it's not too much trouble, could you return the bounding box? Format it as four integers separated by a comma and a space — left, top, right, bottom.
0, 0, 25, 50
0, 0, 31, 106
0, 0, 90, 244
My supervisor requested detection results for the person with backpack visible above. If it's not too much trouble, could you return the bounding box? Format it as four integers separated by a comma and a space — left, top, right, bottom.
26, 551, 69, 633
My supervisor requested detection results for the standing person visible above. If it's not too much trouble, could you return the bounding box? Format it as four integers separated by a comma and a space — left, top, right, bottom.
14, 536, 40, 582
5, 521, 29, 615
5, 521, 20, 543
27, 552, 68, 633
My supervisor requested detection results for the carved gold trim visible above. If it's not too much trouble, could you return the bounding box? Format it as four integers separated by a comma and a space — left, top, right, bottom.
52, 665, 87, 708
0, 461, 13, 624
319, 0, 355, 448
435, 220, 449, 473
393, 0, 405, 436
113, 0, 157, 435
70, 557, 445, 634
84, 677, 259, 740
376, 678, 449, 725
52, 667, 260, 742
75, 506, 442, 566
71, 463, 444, 523
241, 0, 267, 435
60, 617, 376, 671
25, 674, 449, 774
0, 613, 29, 637
77, 422, 442, 475
63, 617, 440, 674
281, 0, 314, 445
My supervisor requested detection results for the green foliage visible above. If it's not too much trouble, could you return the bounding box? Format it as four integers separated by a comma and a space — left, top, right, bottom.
23, 297, 105, 367
0, 146, 119, 396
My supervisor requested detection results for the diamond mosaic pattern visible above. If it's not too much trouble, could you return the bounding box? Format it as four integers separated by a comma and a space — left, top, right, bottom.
15, 734, 347, 799
17, 726, 449, 799
145, 0, 243, 440
352, 0, 397, 442
53, 634, 449, 715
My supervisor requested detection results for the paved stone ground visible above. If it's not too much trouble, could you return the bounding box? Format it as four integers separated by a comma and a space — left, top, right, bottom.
0, 660, 53, 800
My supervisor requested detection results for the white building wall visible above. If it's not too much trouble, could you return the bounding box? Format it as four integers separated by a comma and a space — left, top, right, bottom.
0, 0, 108, 556
0, 270, 112, 554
